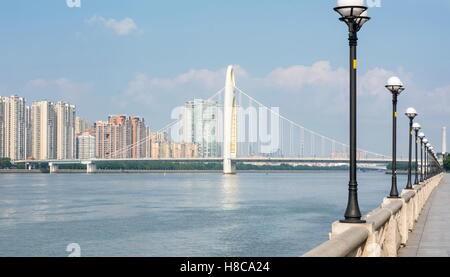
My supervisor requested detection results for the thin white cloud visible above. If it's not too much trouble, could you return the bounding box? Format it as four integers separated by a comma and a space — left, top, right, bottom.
265, 61, 348, 90
360, 67, 411, 97
121, 65, 248, 102
421, 85, 450, 115
86, 16, 139, 36
118, 62, 406, 112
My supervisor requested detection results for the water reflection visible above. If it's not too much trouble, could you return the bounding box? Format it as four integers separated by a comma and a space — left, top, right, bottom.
221, 175, 240, 211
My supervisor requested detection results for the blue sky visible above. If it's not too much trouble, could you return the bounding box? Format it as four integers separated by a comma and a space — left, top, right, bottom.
0, 0, 449, 156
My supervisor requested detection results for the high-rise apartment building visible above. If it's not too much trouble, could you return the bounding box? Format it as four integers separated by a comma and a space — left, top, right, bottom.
24, 106, 32, 159
182, 99, 219, 157
0, 98, 5, 158
75, 117, 91, 135
95, 115, 147, 159
55, 102, 76, 160
95, 115, 128, 159
76, 131, 96, 159
31, 101, 57, 160
0, 95, 26, 160
130, 116, 146, 158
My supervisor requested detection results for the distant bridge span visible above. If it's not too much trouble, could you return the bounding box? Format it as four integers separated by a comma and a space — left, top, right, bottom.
13, 157, 403, 174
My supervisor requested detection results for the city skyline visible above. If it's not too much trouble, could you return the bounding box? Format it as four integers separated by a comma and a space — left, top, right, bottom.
0, 1, 449, 156
0, 92, 206, 161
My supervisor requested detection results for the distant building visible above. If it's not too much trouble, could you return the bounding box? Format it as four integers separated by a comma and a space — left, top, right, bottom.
94, 114, 146, 159
31, 101, 57, 160
146, 129, 198, 159
130, 116, 146, 158
75, 117, 91, 135
182, 99, 219, 158
76, 131, 96, 159
24, 106, 32, 159
55, 102, 76, 160
0, 95, 26, 160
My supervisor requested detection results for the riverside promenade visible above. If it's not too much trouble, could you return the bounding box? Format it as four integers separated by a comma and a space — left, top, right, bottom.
303, 173, 445, 257
399, 173, 450, 257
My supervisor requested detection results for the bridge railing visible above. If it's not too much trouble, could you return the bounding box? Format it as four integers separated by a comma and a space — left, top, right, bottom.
302, 173, 444, 257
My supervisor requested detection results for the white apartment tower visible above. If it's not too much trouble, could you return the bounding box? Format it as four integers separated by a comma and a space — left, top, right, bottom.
0, 98, 4, 158
31, 101, 57, 160
182, 99, 220, 158
24, 106, 32, 159
76, 131, 96, 159
55, 102, 76, 160
0, 95, 26, 160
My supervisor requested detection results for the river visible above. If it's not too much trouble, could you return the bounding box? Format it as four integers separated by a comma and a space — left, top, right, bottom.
0, 171, 406, 257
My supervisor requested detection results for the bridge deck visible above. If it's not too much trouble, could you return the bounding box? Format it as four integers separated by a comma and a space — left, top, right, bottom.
399, 174, 450, 257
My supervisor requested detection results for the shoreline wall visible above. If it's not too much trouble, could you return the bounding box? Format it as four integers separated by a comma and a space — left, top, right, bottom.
302, 173, 444, 257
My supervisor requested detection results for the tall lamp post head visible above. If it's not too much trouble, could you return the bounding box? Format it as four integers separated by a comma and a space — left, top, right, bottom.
423, 138, 429, 144
419, 132, 425, 140
413, 123, 421, 132
386, 76, 405, 95
334, 0, 370, 31
405, 107, 418, 120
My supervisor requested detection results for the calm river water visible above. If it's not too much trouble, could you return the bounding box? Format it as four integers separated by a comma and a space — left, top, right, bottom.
0, 171, 406, 257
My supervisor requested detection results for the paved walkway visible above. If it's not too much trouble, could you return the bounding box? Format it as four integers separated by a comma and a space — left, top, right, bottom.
399, 174, 450, 257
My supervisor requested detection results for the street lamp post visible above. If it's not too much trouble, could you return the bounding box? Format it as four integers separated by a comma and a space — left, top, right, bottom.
426, 142, 431, 179
418, 132, 425, 182
423, 138, 429, 180
334, 0, 370, 224
386, 76, 405, 198
430, 146, 435, 177
413, 123, 421, 185
405, 108, 417, 189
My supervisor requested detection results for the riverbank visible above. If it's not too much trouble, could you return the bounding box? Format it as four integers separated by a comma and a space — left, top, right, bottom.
0, 169, 378, 174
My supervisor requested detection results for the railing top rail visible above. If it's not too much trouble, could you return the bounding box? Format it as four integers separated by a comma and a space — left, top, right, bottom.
302, 227, 369, 257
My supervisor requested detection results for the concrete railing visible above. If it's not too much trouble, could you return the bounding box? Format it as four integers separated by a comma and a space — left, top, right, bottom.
302, 173, 444, 257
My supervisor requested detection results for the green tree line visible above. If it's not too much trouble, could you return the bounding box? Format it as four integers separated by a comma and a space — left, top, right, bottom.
444, 155, 450, 172
0, 158, 350, 171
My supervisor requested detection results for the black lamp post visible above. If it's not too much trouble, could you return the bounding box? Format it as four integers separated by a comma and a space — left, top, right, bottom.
334, 1, 370, 224
425, 142, 431, 180
418, 132, 425, 182
405, 108, 417, 190
423, 139, 429, 180
413, 123, 421, 185
430, 147, 435, 177
385, 77, 405, 198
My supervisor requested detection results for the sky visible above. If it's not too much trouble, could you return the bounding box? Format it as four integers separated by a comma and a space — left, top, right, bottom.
0, 0, 449, 156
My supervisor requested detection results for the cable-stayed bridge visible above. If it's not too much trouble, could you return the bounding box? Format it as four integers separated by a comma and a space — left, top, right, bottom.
15, 65, 399, 174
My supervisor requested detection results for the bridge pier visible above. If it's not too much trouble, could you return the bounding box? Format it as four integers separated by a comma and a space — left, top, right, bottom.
49, 163, 59, 174
86, 162, 97, 174
223, 159, 236, 175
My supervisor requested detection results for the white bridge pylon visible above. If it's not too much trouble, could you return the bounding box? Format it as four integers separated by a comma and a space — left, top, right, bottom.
223, 65, 238, 174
